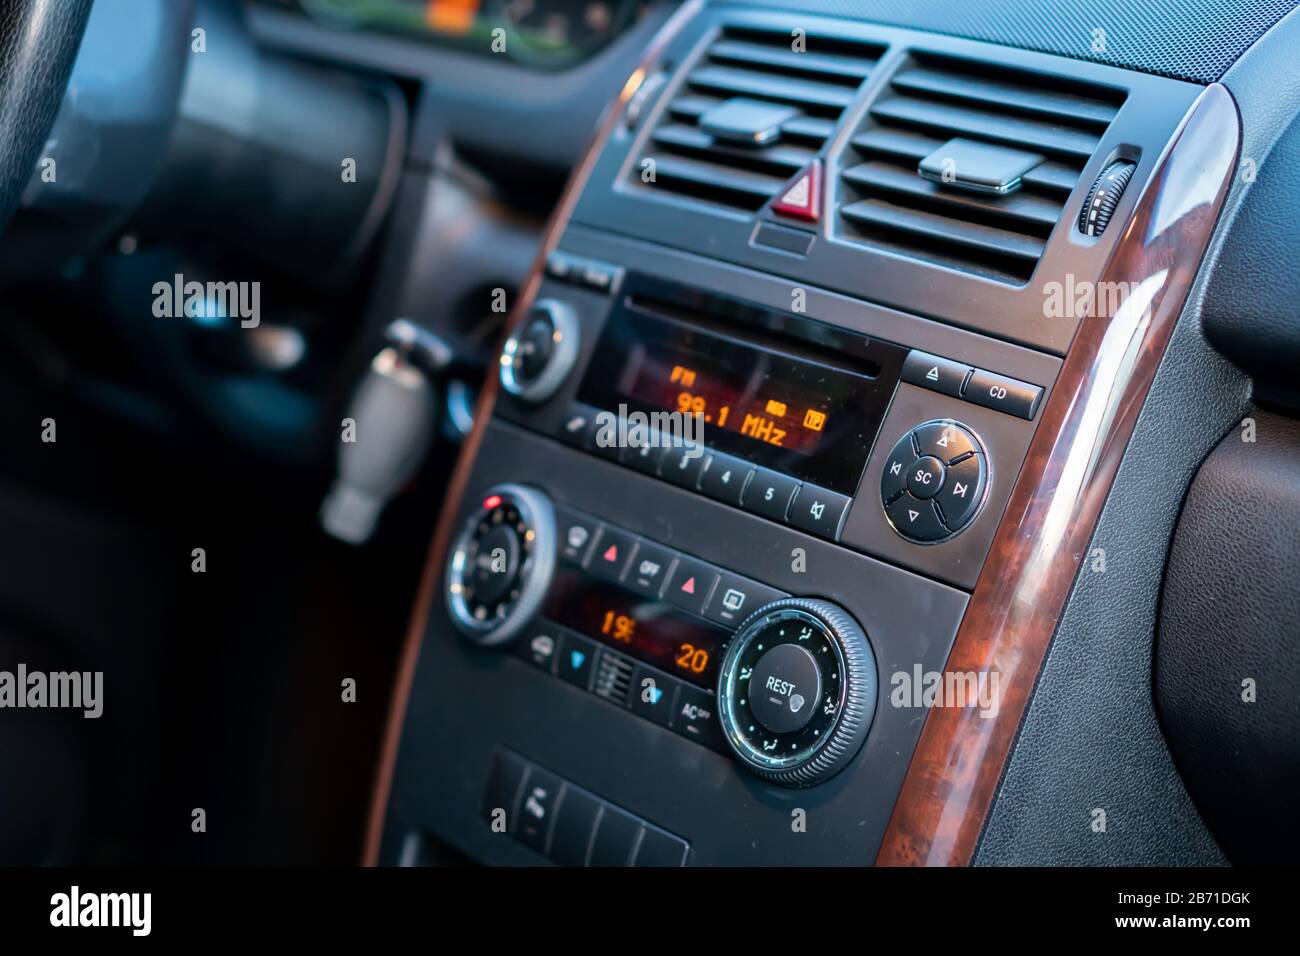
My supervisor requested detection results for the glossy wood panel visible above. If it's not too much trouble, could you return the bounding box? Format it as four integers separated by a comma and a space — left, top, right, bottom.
361, 0, 705, 866
875, 83, 1241, 866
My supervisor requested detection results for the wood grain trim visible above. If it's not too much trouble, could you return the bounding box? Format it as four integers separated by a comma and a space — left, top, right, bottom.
361, 0, 704, 866
875, 83, 1241, 866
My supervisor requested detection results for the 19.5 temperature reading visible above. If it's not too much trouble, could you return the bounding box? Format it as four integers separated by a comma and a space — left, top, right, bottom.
601, 610, 636, 643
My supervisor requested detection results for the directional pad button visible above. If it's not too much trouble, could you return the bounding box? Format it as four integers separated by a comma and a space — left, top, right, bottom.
884, 495, 949, 543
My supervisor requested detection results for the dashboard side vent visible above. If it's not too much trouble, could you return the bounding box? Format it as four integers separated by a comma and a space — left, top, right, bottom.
634, 26, 884, 212
837, 54, 1126, 284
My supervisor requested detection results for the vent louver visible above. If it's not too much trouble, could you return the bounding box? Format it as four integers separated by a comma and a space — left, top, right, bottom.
634, 27, 884, 212
837, 55, 1126, 284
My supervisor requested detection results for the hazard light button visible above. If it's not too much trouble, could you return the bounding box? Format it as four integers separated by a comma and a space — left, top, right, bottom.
663, 557, 718, 615
771, 160, 822, 223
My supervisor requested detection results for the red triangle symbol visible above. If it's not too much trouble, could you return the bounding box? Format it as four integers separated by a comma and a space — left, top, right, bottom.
772, 160, 821, 222
603, 545, 618, 562
680, 576, 695, 595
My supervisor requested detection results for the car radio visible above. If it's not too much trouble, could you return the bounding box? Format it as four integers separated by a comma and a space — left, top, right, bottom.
498, 265, 1043, 552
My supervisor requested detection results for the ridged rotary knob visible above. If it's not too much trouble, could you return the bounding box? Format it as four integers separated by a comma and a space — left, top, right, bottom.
1078, 160, 1137, 237
716, 597, 876, 787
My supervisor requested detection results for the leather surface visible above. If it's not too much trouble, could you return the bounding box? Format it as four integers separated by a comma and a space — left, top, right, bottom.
0, 0, 94, 234
1156, 410, 1300, 864
1202, 114, 1300, 410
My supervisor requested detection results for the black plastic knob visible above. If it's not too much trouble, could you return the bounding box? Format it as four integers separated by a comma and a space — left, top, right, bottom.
1078, 160, 1137, 237
499, 299, 579, 403
446, 484, 556, 647
717, 598, 876, 787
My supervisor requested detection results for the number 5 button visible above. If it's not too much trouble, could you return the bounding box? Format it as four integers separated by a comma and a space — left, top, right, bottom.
741, 467, 799, 522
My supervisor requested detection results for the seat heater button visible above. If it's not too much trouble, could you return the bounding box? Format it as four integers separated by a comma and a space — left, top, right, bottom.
555, 506, 598, 566
515, 768, 563, 854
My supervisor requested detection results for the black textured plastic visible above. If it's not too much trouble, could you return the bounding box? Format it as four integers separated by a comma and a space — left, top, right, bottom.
727, 0, 1298, 83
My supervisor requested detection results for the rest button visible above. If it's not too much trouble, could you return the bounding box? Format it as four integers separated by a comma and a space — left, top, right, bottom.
747, 644, 823, 735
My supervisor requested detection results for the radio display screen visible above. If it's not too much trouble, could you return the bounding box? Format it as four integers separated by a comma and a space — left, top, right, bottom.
618, 334, 834, 457
578, 278, 907, 495
543, 569, 728, 689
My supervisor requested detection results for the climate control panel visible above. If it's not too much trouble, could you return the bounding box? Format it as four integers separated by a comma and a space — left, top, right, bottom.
445, 484, 878, 788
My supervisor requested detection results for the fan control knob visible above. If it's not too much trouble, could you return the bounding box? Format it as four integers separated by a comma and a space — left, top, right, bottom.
445, 484, 556, 647
717, 597, 876, 787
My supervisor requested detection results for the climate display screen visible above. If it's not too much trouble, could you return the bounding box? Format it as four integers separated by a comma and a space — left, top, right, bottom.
543, 569, 727, 689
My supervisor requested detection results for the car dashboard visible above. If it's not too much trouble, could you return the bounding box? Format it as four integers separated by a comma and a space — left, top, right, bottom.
341, 0, 1296, 867
2, 0, 1295, 884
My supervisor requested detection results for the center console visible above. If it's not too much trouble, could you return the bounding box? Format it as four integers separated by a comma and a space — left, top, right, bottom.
372, 2, 1233, 866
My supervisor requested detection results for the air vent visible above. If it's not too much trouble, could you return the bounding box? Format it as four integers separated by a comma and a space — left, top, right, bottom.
634, 26, 884, 212
837, 54, 1126, 283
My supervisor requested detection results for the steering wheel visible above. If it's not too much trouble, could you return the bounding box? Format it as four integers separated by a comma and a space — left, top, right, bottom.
0, 0, 94, 234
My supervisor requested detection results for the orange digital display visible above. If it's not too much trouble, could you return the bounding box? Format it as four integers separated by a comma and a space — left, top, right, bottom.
634, 357, 833, 456
579, 284, 909, 496
600, 610, 636, 644
543, 571, 726, 689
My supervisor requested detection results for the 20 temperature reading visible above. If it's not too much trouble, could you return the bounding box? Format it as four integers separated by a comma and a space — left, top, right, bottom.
674, 643, 710, 675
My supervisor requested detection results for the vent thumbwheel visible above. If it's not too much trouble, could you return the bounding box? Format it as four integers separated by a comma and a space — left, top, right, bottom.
1078, 160, 1137, 237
